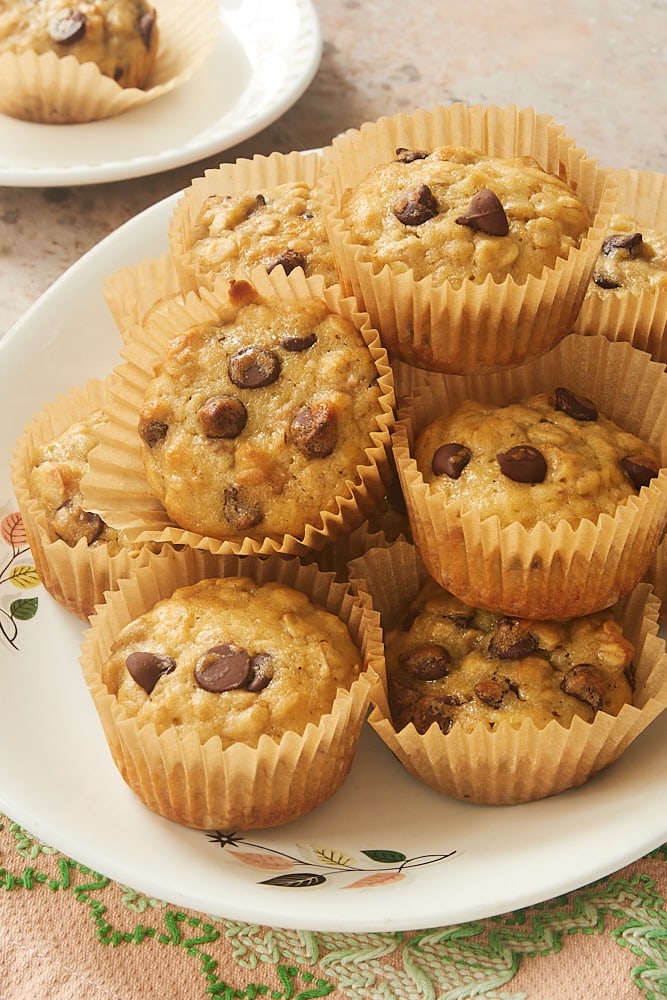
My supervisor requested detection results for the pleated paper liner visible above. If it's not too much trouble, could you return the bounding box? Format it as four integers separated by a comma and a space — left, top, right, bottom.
103, 252, 187, 344
10, 376, 170, 620
573, 168, 667, 363
167, 148, 339, 293
644, 536, 667, 622
82, 266, 396, 558
349, 539, 667, 805
318, 102, 616, 374
392, 334, 667, 620
79, 546, 383, 830
0, 0, 219, 123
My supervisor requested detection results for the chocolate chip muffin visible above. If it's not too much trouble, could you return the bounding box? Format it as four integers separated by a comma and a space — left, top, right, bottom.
0, 0, 158, 88
337, 145, 591, 289
589, 214, 667, 294
138, 284, 385, 541
386, 577, 634, 735
173, 181, 338, 292
414, 387, 660, 530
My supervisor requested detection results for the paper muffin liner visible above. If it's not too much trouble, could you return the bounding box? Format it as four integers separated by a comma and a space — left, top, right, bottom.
349, 539, 667, 805
573, 168, 667, 362
0, 0, 219, 124
82, 266, 396, 558
319, 103, 616, 374
168, 149, 333, 293
10, 376, 169, 620
392, 334, 667, 620
79, 545, 383, 830
103, 252, 187, 344
644, 534, 667, 622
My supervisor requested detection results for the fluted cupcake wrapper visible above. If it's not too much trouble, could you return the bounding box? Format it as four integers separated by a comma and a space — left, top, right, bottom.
80, 546, 383, 830
349, 539, 667, 805
319, 103, 616, 374
392, 334, 667, 619
103, 253, 188, 343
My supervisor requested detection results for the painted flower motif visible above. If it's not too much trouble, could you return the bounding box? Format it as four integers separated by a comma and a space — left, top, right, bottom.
0, 507, 40, 651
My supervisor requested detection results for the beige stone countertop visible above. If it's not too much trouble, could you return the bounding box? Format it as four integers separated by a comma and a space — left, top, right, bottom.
1, 0, 666, 336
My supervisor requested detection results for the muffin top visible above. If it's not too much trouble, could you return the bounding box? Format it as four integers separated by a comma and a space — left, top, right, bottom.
138, 284, 384, 540
174, 181, 338, 291
590, 213, 667, 294
102, 576, 362, 747
413, 387, 660, 530
0, 0, 159, 88
338, 145, 592, 287
385, 577, 634, 734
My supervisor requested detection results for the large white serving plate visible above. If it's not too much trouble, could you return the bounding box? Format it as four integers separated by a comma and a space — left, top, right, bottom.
1, 191, 666, 933
0, 0, 321, 187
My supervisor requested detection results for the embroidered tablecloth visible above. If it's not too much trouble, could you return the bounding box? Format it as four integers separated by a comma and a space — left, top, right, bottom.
1, 813, 665, 999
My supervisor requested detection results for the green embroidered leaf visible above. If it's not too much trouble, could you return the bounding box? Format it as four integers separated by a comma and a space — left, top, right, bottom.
9, 564, 41, 590
361, 849, 407, 864
259, 872, 326, 888
10, 597, 38, 621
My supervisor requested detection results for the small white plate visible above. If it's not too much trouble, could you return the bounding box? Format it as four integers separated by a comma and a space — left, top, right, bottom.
0, 0, 321, 187
1, 192, 666, 933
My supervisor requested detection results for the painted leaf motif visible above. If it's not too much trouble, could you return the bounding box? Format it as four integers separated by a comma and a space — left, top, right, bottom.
259, 872, 326, 888
361, 849, 407, 864
232, 851, 295, 871
310, 846, 355, 868
1, 512, 27, 548
9, 565, 41, 590
10, 598, 38, 621
343, 872, 406, 889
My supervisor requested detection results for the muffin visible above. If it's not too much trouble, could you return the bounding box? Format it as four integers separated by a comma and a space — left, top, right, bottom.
82, 269, 395, 557
350, 540, 667, 805
392, 334, 667, 619
589, 214, 667, 295
319, 103, 614, 373
10, 378, 165, 619
80, 547, 383, 830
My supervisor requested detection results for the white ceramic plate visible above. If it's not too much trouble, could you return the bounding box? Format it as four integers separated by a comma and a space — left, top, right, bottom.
1, 193, 666, 933
0, 0, 321, 187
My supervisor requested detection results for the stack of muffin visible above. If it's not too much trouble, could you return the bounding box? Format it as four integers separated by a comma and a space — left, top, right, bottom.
11, 103, 667, 825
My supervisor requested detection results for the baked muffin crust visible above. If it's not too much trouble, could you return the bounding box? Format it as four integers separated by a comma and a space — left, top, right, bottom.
590, 213, 667, 294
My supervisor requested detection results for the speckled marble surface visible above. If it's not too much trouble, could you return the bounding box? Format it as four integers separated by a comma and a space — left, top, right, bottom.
1, 0, 666, 336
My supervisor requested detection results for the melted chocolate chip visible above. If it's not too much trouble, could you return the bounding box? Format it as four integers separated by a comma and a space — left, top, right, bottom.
592, 273, 621, 289
554, 386, 598, 422
222, 486, 263, 531
473, 677, 507, 708
399, 643, 451, 680
281, 332, 317, 352
455, 189, 509, 236
621, 454, 660, 490
140, 419, 169, 447
137, 9, 156, 49
48, 9, 87, 44
126, 651, 176, 695
412, 698, 454, 735
289, 403, 338, 459
431, 442, 471, 479
561, 662, 607, 712
489, 619, 538, 660
228, 346, 281, 389
602, 231, 643, 255
265, 248, 307, 275
247, 652, 274, 691
395, 148, 429, 163
393, 184, 439, 226
195, 644, 252, 693
198, 395, 247, 439
496, 445, 547, 483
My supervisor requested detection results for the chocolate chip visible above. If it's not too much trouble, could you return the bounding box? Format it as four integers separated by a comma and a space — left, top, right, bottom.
48, 9, 87, 44
489, 619, 538, 660
496, 445, 547, 483
593, 273, 621, 289
228, 347, 281, 389
140, 419, 169, 447
281, 332, 317, 352
602, 232, 643, 255
393, 184, 439, 226
473, 677, 507, 709
431, 442, 471, 479
265, 249, 307, 275
395, 148, 429, 163
289, 403, 338, 459
222, 486, 263, 531
455, 189, 509, 236
399, 643, 451, 680
198, 396, 247, 438
137, 9, 156, 49
126, 651, 176, 695
621, 454, 660, 490
554, 386, 598, 422
195, 644, 252, 693
561, 662, 607, 712
411, 698, 455, 735
247, 652, 274, 691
